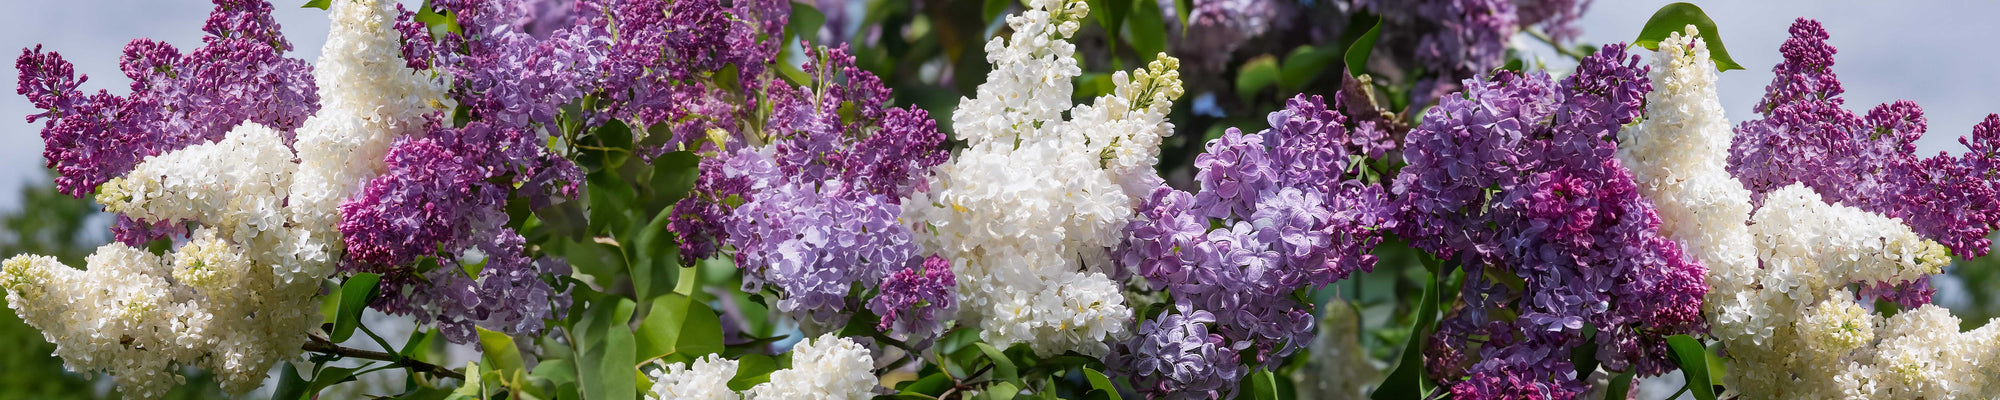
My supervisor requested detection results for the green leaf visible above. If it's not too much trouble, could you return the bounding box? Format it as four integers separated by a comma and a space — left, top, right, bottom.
1371, 262, 1441, 400
303, 366, 364, 398
984, 0, 1012, 22
587, 167, 639, 236
627, 210, 681, 301
301, 0, 331, 10
446, 362, 485, 400
974, 342, 1020, 384
1235, 54, 1282, 101
1344, 16, 1382, 77
577, 299, 638, 400
983, 381, 1020, 400
1172, 0, 1193, 29
331, 273, 382, 343
272, 362, 311, 400
1632, 2, 1743, 71
1126, 0, 1168, 60
578, 119, 634, 171
1082, 368, 1122, 400
477, 328, 525, 382
727, 353, 780, 391
1603, 369, 1636, 400
1245, 370, 1280, 400
636, 293, 725, 362
1666, 334, 1719, 400
900, 371, 954, 396
1280, 45, 1342, 90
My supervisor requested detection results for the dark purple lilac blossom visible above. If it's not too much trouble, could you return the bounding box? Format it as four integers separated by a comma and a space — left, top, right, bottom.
868, 255, 957, 349
665, 45, 950, 344
1726, 19, 2000, 306
1391, 44, 1707, 399
15, 0, 319, 244
339, 120, 573, 344
1114, 93, 1395, 397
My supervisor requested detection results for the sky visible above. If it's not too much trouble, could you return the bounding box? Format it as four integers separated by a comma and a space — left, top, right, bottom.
2, 0, 1998, 212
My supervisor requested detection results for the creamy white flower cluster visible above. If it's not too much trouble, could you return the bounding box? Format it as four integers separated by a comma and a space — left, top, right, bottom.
901, 0, 1184, 357
0, 1, 444, 397
1621, 27, 2000, 399
646, 333, 878, 400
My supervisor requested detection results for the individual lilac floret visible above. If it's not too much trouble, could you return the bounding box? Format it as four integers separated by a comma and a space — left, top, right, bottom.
17, 0, 318, 202
1393, 44, 1710, 398
868, 255, 957, 349
1727, 19, 2000, 301
1108, 308, 1244, 400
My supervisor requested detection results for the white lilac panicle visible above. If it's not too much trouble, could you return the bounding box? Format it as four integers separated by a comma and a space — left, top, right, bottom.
902, 0, 1184, 357
648, 354, 742, 400
0, 2, 443, 396
746, 333, 878, 400
647, 334, 877, 400
288, 0, 451, 275
1623, 27, 1999, 399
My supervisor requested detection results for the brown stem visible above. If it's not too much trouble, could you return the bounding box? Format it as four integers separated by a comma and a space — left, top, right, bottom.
303, 335, 466, 381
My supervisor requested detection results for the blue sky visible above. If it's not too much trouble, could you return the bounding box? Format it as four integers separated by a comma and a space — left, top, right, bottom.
2, 0, 1997, 211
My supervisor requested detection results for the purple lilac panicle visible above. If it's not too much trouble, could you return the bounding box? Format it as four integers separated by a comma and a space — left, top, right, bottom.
1114, 93, 1396, 397
1392, 44, 1708, 399
17, 0, 318, 206
868, 255, 957, 349
1727, 19, 2000, 306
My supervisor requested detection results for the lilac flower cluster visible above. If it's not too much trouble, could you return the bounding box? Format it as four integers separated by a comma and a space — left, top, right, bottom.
669, 46, 951, 343
1390, 45, 1708, 399
1349, 0, 1590, 107
1111, 94, 1395, 398
569, 0, 790, 153
16, 0, 319, 243
868, 255, 958, 349
1726, 19, 2000, 307
340, 0, 630, 343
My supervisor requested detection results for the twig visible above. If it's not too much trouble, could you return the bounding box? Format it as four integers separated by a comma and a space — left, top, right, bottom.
304, 335, 466, 380
1527, 28, 1591, 60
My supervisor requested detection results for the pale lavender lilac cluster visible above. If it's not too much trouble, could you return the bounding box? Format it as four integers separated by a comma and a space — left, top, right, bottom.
1391, 45, 1708, 399
1110, 94, 1395, 398
16, 0, 319, 244
670, 46, 952, 345
1726, 19, 2000, 307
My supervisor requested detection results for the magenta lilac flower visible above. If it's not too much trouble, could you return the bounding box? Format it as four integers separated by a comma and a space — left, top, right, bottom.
1392, 44, 1708, 398
1726, 19, 2000, 306
868, 256, 957, 349
17, 0, 318, 205
1114, 93, 1395, 396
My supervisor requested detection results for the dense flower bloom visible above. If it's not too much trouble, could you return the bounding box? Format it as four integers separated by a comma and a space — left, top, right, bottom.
1392, 42, 1708, 398
648, 354, 742, 400
1112, 93, 1394, 396
1107, 308, 1243, 399
3, 123, 323, 397
665, 45, 949, 341
1727, 19, 2000, 268
1626, 26, 2000, 400
17, 0, 319, 245
745, 333, 879, 399
902, 0, 1186, 357
868, 256, 958, 349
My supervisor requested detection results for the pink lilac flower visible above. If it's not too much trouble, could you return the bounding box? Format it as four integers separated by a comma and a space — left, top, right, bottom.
868, 256, 957, 349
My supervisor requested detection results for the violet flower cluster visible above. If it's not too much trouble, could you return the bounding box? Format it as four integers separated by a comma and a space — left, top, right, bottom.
1109, 94, 1395, 398
17, 0, 319, 244
1726, 19, 2000, 308
670, 45, 953, 347
1390, 44, 1708, 399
